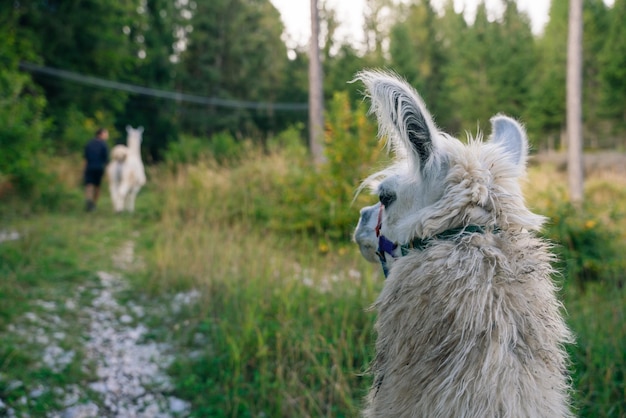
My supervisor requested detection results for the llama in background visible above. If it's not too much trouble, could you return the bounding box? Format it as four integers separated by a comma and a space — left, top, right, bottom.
107, 126, 146, 213
353, 70, 573, 417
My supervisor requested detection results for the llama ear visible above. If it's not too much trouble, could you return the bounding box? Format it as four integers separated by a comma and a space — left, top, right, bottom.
138, 126, 144, 134
356, 70, 437, 169
126, 125, 132, 133
489, 115, 528, 167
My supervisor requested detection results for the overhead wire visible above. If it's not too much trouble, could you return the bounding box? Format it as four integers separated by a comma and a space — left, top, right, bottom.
19, 62, 308, 112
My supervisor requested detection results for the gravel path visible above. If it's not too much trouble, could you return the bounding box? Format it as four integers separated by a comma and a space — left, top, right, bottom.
63, 270, 190, 418
1, 239, 196, 417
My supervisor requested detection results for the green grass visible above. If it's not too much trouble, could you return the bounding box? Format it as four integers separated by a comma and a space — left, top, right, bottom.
565, 283, 626, 417
160, 232, 378, 417
1, 152, 625, 417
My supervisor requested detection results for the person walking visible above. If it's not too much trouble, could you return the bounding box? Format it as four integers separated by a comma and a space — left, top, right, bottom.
83, 128, 109, 211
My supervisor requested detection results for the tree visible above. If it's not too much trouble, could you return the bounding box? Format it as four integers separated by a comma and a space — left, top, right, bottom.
436, 0, 469, 133
567, 0, 584, 205
363, 0, 393, 65
389, 0, 447, 119
120, 0, 182, 160
443, 3, 500, 133
309, 0, 324, 164
526, 0, 569, 150
0, 14, 49, 193
491, 0, 536, 120
10, 0, 137, 147
580, 0, 609, 147
599, 0, 626, 135
178, 0, 289, 141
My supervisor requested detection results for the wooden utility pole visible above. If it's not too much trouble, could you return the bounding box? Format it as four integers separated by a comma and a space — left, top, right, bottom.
309, 0, 324, 165
567, 0, 584, 206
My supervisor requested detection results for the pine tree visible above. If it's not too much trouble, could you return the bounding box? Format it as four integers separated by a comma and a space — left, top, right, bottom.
527, 0, 569, 151
580, 0, 610, 148
121, 0, 182, 160
12, 0, 137, 140
0, 15, 49, 193
388, 0, 447, 126
599, 0, 626, 137
178, 0, 288, 138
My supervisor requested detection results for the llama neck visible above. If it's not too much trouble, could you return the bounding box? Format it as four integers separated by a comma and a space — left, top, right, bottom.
127, 138, 141, 157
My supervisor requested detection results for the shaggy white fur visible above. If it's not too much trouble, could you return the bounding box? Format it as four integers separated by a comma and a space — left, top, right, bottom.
353, 70, 573, 418
106, 126, 146, 213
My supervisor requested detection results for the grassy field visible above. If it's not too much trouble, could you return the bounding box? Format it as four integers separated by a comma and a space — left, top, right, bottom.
1, 151, 625, 417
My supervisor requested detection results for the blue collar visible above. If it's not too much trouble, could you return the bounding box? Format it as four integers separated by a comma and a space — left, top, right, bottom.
376, 225, 494, 277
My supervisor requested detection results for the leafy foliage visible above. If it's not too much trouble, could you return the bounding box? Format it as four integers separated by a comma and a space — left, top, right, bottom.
599, 0, 626, 132
164, 132, 244, 167
389, 1, 448, 123
12, 0, 136, 132
565, 285, 626, 417
543, 202, 625, 289
177, 0, 289, 137
270, 92, 382, 244
0, 23, 49, 195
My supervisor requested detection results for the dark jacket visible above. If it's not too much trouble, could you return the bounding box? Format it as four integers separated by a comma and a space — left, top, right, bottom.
84, 138, 109, 170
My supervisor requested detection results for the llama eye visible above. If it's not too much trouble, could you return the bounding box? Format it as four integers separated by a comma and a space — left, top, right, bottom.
379, 190, 397, 207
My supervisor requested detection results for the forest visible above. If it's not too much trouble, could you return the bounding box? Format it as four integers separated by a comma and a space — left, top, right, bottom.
1, 0, 626, 417
2, 0, 626, 175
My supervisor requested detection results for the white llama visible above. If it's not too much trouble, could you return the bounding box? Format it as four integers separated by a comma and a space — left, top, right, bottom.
353, 70, 573, 418
107, 126, 146, 213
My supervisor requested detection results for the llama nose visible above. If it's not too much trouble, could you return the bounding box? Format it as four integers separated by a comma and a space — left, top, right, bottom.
360, 209, 372, 223
354, 203, 382, 264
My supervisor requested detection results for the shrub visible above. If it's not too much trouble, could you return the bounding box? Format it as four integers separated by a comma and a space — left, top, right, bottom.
210, 131, 244, 164
266, 123, 308, 159
0, 65, 49, 195
59, 107, 116, 155
164, 134, 209, 167
270, 92, 383, 244
164, 132, 246, 168
542, 201, 625, 289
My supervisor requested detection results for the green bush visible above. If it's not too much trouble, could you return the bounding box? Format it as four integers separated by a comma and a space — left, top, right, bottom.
58, 107, 116, 155
266, 123, 308, 159
164, 134, 209, 167
157, 92, 384, 250
210, 131, 244, 164
164, 132, 246, 168
542, 201, 625, 289
270, 92, 383, 244
0, 67, 49, 195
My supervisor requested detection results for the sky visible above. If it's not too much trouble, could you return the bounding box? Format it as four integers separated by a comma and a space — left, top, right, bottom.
270, 0, 614, 51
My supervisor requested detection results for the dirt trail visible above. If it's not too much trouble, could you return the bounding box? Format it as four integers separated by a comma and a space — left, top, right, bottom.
1, 238, 197, 418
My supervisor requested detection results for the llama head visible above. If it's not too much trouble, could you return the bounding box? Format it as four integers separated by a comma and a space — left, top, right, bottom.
354, 70, 544, 261
125, 125, 144, 151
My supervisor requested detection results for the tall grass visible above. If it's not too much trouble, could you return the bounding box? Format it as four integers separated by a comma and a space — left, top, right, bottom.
566, 284, 626, 417
143, 150, 381, 416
